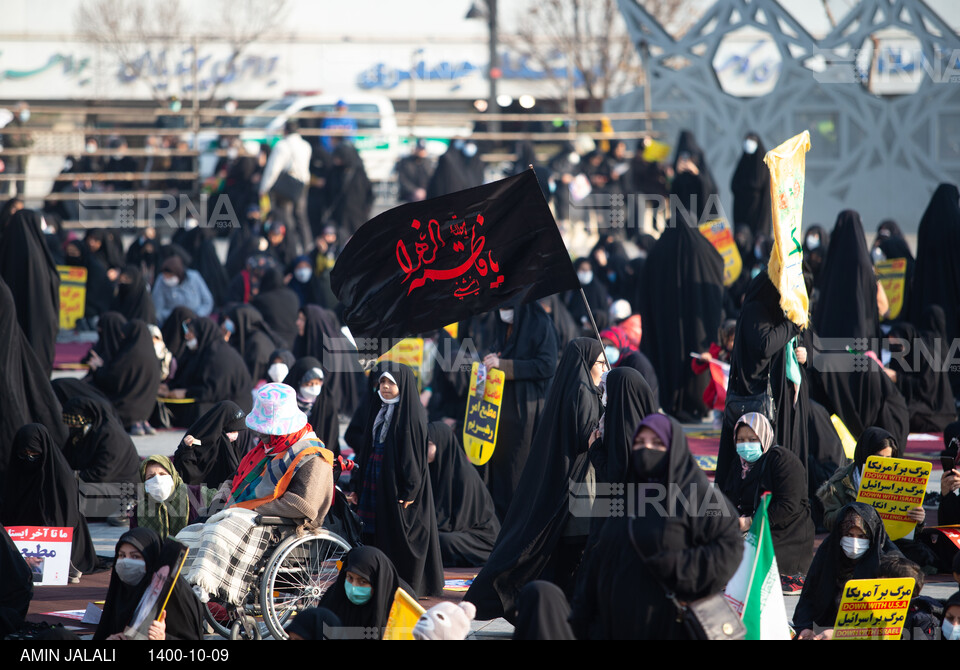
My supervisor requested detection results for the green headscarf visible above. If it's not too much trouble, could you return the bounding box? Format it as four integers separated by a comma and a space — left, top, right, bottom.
137, 455, 191, 541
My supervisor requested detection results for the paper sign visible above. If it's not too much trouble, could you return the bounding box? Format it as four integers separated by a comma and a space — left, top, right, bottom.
698, 218, 743, 286
123, 541, 189, 640
382, 588, 425, 640
378, 337, 425, 391
764, 132, 810, 328
833, 578, 914, 640
57, 265, 87, 330
463, 362, 505, 466
856, 456, 931, 540
7, 526, 73, 586
875, 258, 907, 321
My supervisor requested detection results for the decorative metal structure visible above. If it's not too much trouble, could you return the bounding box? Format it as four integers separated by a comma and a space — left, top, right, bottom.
612, 0, 960, 232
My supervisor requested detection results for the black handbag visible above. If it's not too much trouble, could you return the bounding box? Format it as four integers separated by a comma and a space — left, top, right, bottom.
272, 170, 305, 202
628, 519, 746, 640
724, 374, 776, 427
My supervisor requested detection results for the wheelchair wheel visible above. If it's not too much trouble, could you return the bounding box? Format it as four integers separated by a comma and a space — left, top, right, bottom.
259, 528, 351, 640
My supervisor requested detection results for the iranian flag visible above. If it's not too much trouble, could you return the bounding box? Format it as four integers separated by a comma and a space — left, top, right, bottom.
723, 494, 791, 640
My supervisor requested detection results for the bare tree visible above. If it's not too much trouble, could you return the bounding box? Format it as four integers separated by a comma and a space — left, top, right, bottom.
75, 0, 288, 101
75, 0, 189, 102
507, 0, 697, 112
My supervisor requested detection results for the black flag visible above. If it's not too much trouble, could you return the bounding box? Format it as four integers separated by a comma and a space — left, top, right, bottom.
331, 170, 577, 348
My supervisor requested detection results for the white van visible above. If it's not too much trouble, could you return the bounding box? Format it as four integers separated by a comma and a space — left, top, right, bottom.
239, 94, 400, 182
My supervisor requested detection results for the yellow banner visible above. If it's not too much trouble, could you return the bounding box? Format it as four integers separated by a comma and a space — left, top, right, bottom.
382, 588, 425, 640
698, 218, 743, 287
875, 258, 907, 321
764, 131, 811, 328
378, 338, 425, 391
830, 414, 857, 460
642, 139, 671, 163
856, 456, 931, 541
57, 265, 87, 330
463, 362, 505, 466
833, 578, 914, 640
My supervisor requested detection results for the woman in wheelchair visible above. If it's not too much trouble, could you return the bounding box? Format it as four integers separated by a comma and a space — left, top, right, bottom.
177, 383, 335, 608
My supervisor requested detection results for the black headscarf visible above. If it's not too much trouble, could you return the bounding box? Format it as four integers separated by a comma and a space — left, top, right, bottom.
251, 268, 300, 349
111, 265, 157, 325
513, 581, 575, 640
853, 427, 899, 471
466, 338, 604, 621
426, 143, 476, 199
793, 502, 903, 632
427, 421, 500, 566
888, 309, 957, 432
91, 311, 128, 364
910, 184, 960, 399
0, 524, 32, 637
326, 143, 374, 237
590, 367, 658, 485
159, 306, 198, 360
731, 132, 771, 238
316, 546, 414, 633
813, 210, 881, 345
294, 304, 363, 416
91, 319, 161, 427
2, 424, 98, 574
0, 209, 59, 374
802, 224, 830, 288
223, 303, 283, 382
61, 395, 141, 484
284, 355, 341, 457
172, 400, 251, 488
673, 129, 717, 196
569, 414, 742, 640
353, 363, 444, 597
94, 528, 205, 640
638, 216, 724, 417
172, 317, 254, 414
0, 277, 68, 480
170, 226, 229, 307
806, 330, 909, 450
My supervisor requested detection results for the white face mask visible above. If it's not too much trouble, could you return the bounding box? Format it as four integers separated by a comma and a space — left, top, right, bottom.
568, 152, 581, 166
153, 341, 166, 359
300, 385, 321, 399
378, 390, 400, 405
268, 363, 289, 382
944, 619, 960, 641
145, 474, 175, 502
577, 270, 593, 286
463, 142, 478, 158
184, 337, 198, 351
294, 267, 313, 283
499, 308, 514, 324
225, 431, 239, 442
743, 138, 758, 155
86, 142, 97, 154
115, 557, 146, 585
162, 275, 180, 288
805, 235, 820, 250
19, 110, 30, 123
840, 536, 870, 560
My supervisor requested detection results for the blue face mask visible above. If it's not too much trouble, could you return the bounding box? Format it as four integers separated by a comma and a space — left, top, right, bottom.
345, 580, 372, 605
736, 441, 764, 463
603, 346, 620, 366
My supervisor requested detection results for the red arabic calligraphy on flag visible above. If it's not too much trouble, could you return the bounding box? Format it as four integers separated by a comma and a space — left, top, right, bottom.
396, 213, 504, 298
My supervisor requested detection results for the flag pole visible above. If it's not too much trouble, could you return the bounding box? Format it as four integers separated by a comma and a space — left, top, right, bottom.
579, 288, 611, 370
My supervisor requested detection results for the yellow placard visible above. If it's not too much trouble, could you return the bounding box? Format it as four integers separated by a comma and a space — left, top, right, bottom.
378, 338, 425, 391
642, 139, 671, 163
57, 265, 87, 330
875, 258, 907, 321
697, 218, 743, 287
830, 414, 857, 460
463, 362, 505, 466
856, 456, 931, 541
764, 131, 811, 328
382, 588, 425, 640
833, 578, 914, 640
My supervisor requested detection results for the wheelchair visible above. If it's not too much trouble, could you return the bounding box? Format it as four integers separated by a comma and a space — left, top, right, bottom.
203, 514, 351, 640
